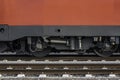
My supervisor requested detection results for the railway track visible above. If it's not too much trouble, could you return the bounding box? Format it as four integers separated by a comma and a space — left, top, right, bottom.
0, 56, 120, 80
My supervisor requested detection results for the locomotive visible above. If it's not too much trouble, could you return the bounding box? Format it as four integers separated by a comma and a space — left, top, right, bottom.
0, 0, 120, 57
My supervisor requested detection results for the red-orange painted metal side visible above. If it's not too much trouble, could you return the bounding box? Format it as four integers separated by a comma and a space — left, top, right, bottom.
0, 0, 120, 25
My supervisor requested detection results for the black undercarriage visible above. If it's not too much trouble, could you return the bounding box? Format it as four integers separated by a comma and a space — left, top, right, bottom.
0, 36, 119, 57
0, 25, 120, 57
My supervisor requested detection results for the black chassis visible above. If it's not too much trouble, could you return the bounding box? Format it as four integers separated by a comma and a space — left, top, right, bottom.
0, 25, 120, 41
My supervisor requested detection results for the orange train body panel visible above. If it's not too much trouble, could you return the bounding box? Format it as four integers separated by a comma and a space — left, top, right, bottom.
0, 0, 120, 25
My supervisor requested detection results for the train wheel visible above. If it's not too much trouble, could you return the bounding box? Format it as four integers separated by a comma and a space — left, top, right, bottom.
93, 47, 113, 57
30, 47, 52, 57
93, 37, 119, 57
27, 37, 52, 57
0, 43, 8, 52
93, 44, 118, 57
